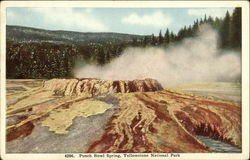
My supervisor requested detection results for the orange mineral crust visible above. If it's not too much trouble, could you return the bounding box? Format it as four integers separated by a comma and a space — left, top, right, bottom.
87, 90, 241, 153
6, 79, 241, 153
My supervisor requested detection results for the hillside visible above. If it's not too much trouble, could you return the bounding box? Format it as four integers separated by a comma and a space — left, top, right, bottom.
6, 26, 146, 79
6, 25, 144, 44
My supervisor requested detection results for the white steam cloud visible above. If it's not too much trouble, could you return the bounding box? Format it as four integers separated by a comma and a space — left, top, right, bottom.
74, 25, 241, 87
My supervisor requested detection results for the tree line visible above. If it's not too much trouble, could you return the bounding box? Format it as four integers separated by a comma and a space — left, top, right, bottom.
6, 40, 131, 78
139, 7, 241, 49
6, 8, 241, 79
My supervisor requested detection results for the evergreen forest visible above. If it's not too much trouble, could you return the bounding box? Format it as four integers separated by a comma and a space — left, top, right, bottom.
6, 8, 241, 79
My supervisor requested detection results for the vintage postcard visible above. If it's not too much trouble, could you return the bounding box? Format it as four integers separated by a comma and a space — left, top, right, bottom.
0, 1, 249, 160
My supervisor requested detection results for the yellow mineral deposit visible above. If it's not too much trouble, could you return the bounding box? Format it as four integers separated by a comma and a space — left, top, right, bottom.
6, 79, 241, 153
7, 90, 55, 115
41, 99, 112, 134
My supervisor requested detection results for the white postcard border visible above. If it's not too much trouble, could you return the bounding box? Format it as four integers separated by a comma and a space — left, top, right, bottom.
0, 1, 249, 160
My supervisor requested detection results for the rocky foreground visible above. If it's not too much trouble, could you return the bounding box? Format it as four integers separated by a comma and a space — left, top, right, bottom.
6, 79, 241, 153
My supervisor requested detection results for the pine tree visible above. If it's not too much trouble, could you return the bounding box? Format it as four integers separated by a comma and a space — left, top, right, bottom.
220, 11, 231, 48
158, 30, 164, 44
169, 31, 175, 43
214, 17, 222, 29
97, 47, 105, 65
143, 36, 149, 46
164, 29, 170, 44
230, 8, 241, 49
105, 49, 110, 63
183, 26, 187, 37
204, 14, 207, 22
207, 16, 214, 24
151, 34, 156, 45
192, 19, 199, 35
187, 25, 192, 37
177, 28, 185, 40
199, 18, 204, 25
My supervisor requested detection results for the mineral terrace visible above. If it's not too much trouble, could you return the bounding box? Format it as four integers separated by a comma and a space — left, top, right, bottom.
6, 79, 241, 153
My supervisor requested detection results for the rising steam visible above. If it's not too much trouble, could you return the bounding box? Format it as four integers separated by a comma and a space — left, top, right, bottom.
74, 25, 241, 87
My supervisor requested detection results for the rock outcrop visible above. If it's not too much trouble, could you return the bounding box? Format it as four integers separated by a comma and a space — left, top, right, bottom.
43, 78, 163, 96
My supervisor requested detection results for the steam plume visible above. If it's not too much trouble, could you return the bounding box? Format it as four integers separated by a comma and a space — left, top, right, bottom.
74, 25, 241, 87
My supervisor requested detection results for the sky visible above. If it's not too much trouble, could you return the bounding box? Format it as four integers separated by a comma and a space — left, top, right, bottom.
7, 7, 234, 35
